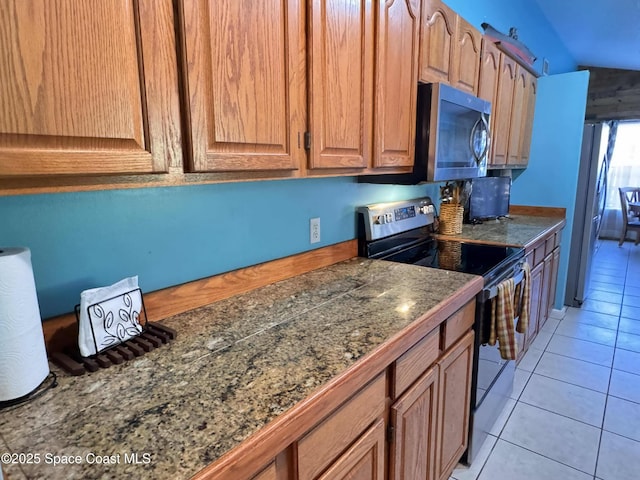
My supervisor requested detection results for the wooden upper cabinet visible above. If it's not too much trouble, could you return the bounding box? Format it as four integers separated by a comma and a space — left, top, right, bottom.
419, 0, 456, 84
308, 0, 374, 169
451, 17, 481, 95
479, 37, 538, 169
477, 39, 500, 162
491, 54, 517, 166
0, 0, 180, 176
478, 40, 500, 103
507, 66, 527, 165
182, 0, 305, 172
374, 0, 421, 168
518, 72, 537, 166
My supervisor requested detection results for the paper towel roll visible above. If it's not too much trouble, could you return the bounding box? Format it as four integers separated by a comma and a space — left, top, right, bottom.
0, 248, 49, 402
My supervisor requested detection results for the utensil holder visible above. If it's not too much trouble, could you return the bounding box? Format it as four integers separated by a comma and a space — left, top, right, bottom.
439, 204, 464, 235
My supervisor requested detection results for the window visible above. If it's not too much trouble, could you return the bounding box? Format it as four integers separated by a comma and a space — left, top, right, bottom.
600, 121, 640, 239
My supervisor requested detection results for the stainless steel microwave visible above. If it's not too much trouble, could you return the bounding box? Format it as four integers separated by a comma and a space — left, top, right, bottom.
420, 83, 491, 182
359, 83, 491, 185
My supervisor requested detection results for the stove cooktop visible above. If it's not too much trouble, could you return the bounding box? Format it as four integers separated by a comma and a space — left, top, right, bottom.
362, 234, 523, 284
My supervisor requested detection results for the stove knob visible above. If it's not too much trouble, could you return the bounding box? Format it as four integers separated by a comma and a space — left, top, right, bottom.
374, 215, 386, 225
418, 205, 434, 215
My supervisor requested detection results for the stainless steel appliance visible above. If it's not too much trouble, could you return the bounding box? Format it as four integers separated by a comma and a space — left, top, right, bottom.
565, 122, 610, 306
360, 83, 491, 185
466, 176, 511, 223
357, 197, 525, 465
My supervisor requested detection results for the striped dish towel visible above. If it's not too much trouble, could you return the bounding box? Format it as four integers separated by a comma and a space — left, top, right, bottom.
489, 262, 532, 360
515, 262, 531, 335
489, 278, 517, 359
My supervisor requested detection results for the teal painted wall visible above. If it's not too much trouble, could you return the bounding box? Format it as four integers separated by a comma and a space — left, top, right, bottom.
511, 71, 590, 308
1, 179, 436, 318
1, 0, 582, 320
444, 0, 576, 74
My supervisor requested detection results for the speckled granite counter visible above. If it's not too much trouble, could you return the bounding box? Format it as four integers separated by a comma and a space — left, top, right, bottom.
0, 258, 481, 480
436, 214, 565, 248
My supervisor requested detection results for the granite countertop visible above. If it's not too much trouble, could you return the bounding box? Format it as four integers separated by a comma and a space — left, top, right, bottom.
436, 214, 565, 248
0, 258, 480, 480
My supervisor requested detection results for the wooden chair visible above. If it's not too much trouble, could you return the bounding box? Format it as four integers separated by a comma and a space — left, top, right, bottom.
618, 187, 640, 245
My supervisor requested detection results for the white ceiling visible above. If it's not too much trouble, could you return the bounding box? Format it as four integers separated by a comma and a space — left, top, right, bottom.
535, 0, 640, 70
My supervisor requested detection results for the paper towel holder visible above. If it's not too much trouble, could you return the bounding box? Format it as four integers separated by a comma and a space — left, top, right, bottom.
0, 372, 58, 411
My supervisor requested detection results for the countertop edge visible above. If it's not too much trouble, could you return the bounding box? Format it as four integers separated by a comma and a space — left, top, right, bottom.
521, 217, 567, 251
434, 216, 566, 249
191, 275, 484, 480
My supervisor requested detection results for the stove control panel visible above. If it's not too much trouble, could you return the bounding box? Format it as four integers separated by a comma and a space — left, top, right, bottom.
357, 197, 435, 241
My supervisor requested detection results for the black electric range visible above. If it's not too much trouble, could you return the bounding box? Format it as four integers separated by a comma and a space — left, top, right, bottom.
357, 197, 525, 465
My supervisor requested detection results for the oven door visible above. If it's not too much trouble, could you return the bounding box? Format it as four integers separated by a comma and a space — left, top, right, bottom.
466, 261, 526, 465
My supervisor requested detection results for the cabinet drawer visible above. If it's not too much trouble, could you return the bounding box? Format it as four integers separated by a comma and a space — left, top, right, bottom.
545, 235, 555, 256
533, 242, 546, 267
297, 373, 386, 480
252, 461, 276, 480
393, 327, 440, 398
442, 301, 475, 351
547, 231, 561, 253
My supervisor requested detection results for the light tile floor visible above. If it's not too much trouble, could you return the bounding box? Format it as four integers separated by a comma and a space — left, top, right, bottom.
451, 240, 640, 480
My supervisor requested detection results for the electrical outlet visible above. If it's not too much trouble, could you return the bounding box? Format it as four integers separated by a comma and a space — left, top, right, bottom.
310, 217, 321, 244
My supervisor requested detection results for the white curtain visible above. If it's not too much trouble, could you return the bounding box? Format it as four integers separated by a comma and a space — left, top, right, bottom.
600, 121, 640, 239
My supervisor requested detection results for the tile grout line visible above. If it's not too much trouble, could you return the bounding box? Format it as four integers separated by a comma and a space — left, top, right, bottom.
497, 437, 599, 477
515, 397, 605, 430
592, 242, 628, 480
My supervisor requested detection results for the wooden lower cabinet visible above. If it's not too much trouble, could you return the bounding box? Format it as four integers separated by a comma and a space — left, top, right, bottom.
390, 330, 474, 480
539, 253, 553, 332
297, 373, 387, 480
525, 261, 544, 349
390, 365, 439, 480
317, 419, 386, 480
519, 227, 563, 358
435, 331, 474, 480
250, 449, 292, 480
546, 247, 561, 319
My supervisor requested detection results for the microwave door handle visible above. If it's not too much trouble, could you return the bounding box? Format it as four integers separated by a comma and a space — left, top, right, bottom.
481, 113, 491, 160
469, 115, 490, 165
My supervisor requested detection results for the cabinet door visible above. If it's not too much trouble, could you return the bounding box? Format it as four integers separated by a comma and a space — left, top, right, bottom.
183, 0, 305, 172
419, 0, 456, 84
518, 72, 538, 166
390, 365, 438, 480
250, 449, 292, 480
525, 261, 544, 348
546, 247, 561, 320
435, 330, 474, 480
373, 0, 421, 168
452, 17, 481, 95
491, 54, 516, 166
507, 65, 527, 165
308, 0, 374, 169
0, 0, 176, 176
539, 253, 553, 331
317, 419, 386, 480
298, 373, 386, 480
478, 40, 500, 103
252, 461, 277, 480
478, 40, 500, 164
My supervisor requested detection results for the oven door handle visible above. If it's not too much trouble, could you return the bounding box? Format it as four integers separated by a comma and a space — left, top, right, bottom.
481, 267, 525, 302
